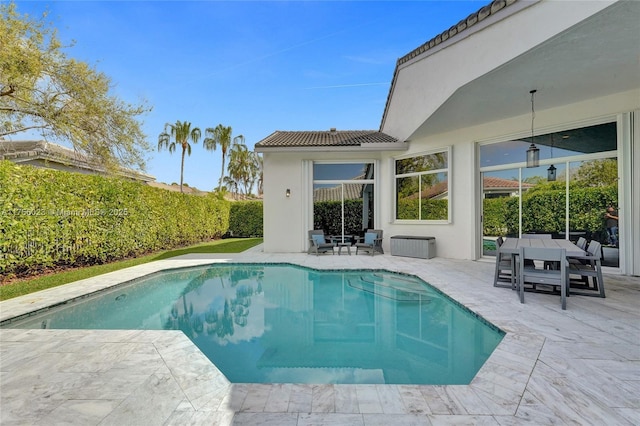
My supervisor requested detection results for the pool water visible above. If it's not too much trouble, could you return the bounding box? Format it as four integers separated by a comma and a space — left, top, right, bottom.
2, 264, 504, 385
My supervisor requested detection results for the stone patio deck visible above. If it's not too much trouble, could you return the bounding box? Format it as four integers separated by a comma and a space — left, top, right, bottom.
1, 247, 638, 425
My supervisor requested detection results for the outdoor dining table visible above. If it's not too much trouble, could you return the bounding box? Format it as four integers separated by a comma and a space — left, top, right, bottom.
498, 237, 586, 290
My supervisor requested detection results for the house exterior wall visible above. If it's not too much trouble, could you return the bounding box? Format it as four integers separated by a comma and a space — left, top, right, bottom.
381, 89, 638, 262
262, 150, 386, 253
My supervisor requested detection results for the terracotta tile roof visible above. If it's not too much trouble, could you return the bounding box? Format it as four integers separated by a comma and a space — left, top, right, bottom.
255, 129, 398, 149
313, 184, 364, 202
483, 176, 533, 189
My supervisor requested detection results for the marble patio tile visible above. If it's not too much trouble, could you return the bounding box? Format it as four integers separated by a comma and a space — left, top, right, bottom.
483, 349, 537, 376
468, 386, 518, 416
40, 399, 121, 425
240, 383, 272, 412
419, 385, 468, 415
538, 340, 626, 361
537, 356, 640, 408
356, 384, 383, 414
584, 359, 640, 381
219, 383, 250, 412
495, 407, 561, 425
283, 384, 311, 413
232, 412, 299, 425
375, 384, 406, 414
442, 385, 491, 415
525, 374, 630, 425
98, 372, 185, 426
362, 413, 432, 425
264, 383, 292, 413
164, 408, 235, 426
470, 368, 527, 397
608, 343, 640, 361
334, 384, 359, 414
298, 413, 364, 426
312, 384, 336, 413
398, 385, 432, 415
614, 408, 640, 425
184, 385, 231, 411
426, 414, 500, 425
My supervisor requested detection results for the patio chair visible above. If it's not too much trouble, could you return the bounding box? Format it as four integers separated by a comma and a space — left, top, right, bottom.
517, 246, 569, 310
308, 230, 335, 255
568, 240, 605, 298
569, 236, 588, 267
521, 233, 552, 239
493, 237, 514, 288
355, 229, 384, 256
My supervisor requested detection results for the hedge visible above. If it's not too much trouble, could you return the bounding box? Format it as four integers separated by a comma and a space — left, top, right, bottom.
0, 161, 230, 275
228, 201, 263, 237
483, 184, 617, 238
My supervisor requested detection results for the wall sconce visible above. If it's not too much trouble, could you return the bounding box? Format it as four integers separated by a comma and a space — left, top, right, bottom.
285, 188, 291, 198
526, 89, 540, 168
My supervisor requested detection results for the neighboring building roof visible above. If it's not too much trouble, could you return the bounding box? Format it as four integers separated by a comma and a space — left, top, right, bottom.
483, 176, 533, 190
0, 140, 155, 182
406, 176, 532, 200
146, 181, 204, 194
255, 129, 402, 152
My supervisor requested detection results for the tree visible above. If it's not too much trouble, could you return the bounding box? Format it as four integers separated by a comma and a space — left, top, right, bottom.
203, 124, 232, 190
0, 2, 151, 170
158, 120, 201, 193
228, 142, 253, 195
572, 159, 618, 187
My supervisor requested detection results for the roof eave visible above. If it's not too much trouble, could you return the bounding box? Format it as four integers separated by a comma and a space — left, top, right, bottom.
255, 142, 408, 153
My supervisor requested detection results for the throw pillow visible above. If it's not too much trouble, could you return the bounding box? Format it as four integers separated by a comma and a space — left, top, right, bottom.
364, 232, 377, 245
312, 234, 326, 245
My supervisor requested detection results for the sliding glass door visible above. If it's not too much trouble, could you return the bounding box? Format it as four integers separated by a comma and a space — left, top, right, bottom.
480, 122, 619, 267
313, 162, 374, 243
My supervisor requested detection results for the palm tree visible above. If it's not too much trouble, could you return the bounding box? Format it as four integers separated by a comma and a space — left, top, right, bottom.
203, 124, 244, 191
158, 120, 201, 193
228, 142, 251, 195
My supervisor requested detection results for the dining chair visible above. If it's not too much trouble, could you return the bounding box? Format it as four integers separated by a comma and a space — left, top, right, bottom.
517, 246, 569, 310
568, 240, 605, 298
493, 237, 514, 288
521, 233, 552, 239
569, 236, 588, 267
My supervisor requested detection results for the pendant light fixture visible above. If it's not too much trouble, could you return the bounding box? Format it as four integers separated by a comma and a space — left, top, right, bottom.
547, 134, 556, 181
526, 89, 539, 168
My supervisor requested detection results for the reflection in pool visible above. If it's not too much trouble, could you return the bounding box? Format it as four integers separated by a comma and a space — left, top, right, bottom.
2, 264, 504, 385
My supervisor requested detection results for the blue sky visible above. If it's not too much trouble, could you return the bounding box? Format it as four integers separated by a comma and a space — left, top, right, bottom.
14, 1, 486, 192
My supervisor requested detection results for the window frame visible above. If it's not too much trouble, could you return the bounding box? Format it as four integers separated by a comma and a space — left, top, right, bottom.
393, 146, 452, 224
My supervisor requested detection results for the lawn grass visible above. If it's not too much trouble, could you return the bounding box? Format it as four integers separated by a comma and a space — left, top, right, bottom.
0, 238, 263, 301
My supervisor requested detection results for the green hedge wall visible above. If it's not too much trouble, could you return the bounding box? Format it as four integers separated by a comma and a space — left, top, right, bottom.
0, 161, 230, 275
228, 201, 263, 237
313, 199, 367, 235
397, 199, 448, 220
483, 185, 617, 238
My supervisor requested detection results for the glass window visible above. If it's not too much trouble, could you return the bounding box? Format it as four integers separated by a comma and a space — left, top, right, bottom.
479, 122, 618, 268
395, 149, 449, 221
313, 162, 375, 241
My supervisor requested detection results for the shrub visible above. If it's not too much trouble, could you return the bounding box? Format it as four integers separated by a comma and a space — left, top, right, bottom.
0, 161, 230, 275
228, 201, 263, 237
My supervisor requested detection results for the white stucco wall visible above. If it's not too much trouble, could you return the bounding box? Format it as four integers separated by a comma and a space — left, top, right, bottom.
380, 89, 639, 261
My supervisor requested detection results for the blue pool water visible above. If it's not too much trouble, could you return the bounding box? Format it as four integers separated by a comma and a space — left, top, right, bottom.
2, 264, 504, 385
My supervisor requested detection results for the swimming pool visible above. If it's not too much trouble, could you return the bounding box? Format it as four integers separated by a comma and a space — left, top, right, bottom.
2, 263, 504, 385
